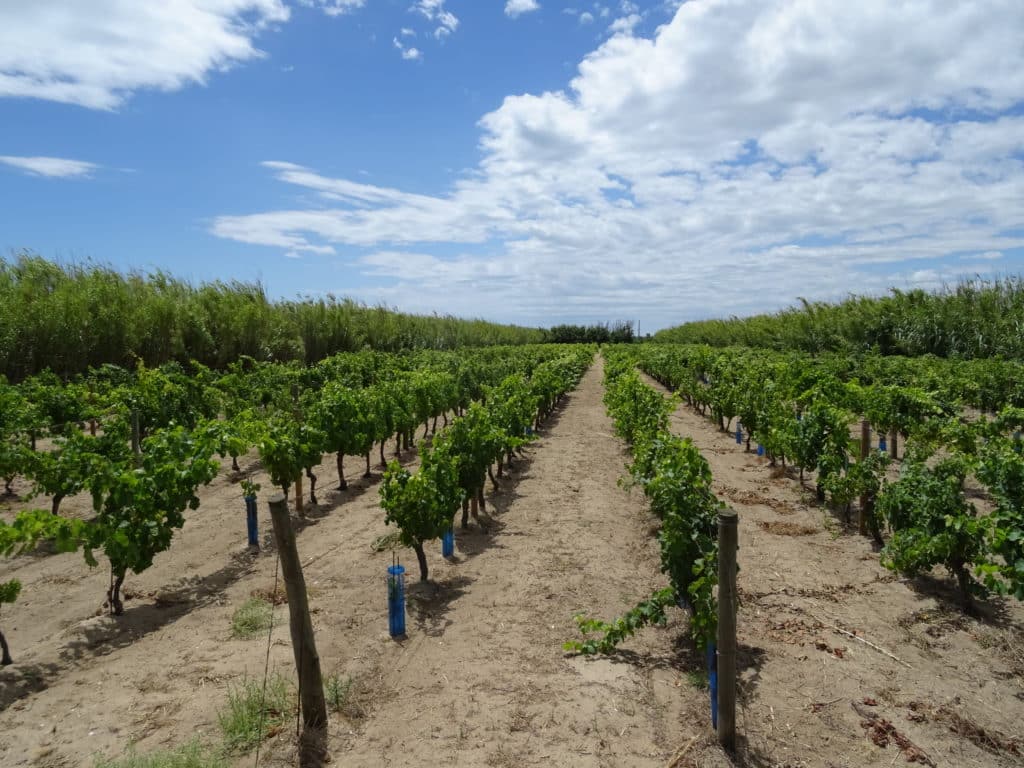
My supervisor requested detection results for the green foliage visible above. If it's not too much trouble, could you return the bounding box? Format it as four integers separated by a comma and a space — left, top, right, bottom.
88, 427, 219, 582
546, 322, 635, 344
563, 587, 675, 655
379, 443, 463, 581
0, 579, 21, 604
976, 437, 1024, 600
878, 459, 993, 604
603, 369, 673, 445
0, 253, 545, 380
255, 417, 322, 497
652, 276, 1024, 360
23, 421, 131, 513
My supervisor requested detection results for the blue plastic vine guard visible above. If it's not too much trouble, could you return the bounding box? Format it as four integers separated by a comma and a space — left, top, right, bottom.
707, 642, 718, 729
879, 436, 887, 453
387, 565, 406, 637
442, 527, 454, 558
757, 443, 765, 457
735, 424, 743, 444
244, 496, 258, 548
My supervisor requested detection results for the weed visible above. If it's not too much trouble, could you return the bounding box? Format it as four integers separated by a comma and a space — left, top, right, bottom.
93, 739, 227, 768
218, 673, 294, 753
230, 597, 275, 639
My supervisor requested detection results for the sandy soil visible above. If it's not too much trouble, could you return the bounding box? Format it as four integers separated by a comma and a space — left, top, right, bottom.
1, 358, 1021, 768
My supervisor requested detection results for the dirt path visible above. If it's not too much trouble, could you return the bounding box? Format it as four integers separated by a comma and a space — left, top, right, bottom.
1, 359, 703, 767
643, 372, 1024, 768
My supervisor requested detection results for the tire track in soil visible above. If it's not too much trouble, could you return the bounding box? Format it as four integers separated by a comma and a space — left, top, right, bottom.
0, 359, 702, 768
642, 371, 1024, 768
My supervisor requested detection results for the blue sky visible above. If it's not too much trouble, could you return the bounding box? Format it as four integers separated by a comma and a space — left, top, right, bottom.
1, 1, 1023, 330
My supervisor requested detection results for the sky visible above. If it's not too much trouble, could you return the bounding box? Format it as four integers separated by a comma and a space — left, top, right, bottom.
1, 0, 1023, 332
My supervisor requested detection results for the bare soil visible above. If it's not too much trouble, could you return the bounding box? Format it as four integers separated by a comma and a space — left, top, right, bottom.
1, 359, 1021, 768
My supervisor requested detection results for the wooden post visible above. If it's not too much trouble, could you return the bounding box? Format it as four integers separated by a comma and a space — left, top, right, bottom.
858, 420, 870, 536
717, 509, 738, 752
267, 494, 328, 766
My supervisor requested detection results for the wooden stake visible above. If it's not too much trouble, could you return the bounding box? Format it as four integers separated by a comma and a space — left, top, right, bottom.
717, 509, 738, 751
294, 473, 304, 517
858, 420, 870, 536
267, 494, 328, 766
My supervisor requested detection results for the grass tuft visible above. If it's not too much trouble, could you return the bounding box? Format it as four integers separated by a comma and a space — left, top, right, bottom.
218, 673, 294, 753
93, 739, 227, 768
324, 673, 354, 715
230, 597, 275, 639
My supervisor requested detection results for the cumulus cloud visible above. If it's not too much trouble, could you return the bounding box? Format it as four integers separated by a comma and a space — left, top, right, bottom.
608, 13, 641, 34
412, 0, 459, 39
211, 0, 1024, 328
505, 0, 541, 18
0, 1, 290, 110
579, 12, 595, 24
0, 155, 99, 178
393, 37, 423, 60
301, 0, 366, 14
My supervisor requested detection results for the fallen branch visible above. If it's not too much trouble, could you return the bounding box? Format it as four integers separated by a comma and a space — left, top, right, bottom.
665, 735, 700, 768
832, 626, 911, 668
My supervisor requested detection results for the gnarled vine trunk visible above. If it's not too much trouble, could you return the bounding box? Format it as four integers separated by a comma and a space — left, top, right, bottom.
0, 629, 11, 666
306, 467, 318, 505
108, 571, 126, 616
413, 542, 429, 581
336, 453, 348, 490
364, 453, 371, 478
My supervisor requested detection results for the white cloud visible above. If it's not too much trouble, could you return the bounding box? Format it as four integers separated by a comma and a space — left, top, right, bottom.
0, 155, 99, 178
401, 27, 416, 37
301, 0, 366, 15
0, 1, 289, 110
212, 0, 1024, 328
579, 12, 595, 24
392, 37, 423, 60
505, 0, 541, 19
413, 0, 459, 39
608, 13, 641, 34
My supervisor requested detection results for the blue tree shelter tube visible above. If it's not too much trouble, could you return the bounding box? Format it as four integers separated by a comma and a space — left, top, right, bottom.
707, 641, 719, 729
442, 526, 454, 558
387, 562, 406, 637
245, 495, 259, 549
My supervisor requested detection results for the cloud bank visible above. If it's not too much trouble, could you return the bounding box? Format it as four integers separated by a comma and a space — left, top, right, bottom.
211, 0, 1024, 328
